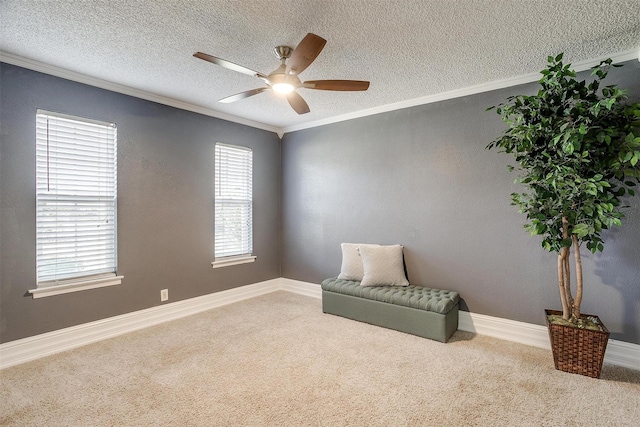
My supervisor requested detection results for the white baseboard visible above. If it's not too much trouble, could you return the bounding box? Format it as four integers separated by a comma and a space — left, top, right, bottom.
458, 311, 551, 349
0, 278, 281, 369
459, 311, 640, 370
2, 278, 638, 372
312, 280, 639, 371
279, 278, 323, 298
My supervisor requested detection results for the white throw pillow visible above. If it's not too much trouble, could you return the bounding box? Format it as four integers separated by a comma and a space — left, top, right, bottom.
359, 244, 410, 287
337, 243, 379, 281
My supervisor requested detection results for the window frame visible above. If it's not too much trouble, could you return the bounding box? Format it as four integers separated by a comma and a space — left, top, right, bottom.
211, 142, 255, 268
29, 110, 123, 298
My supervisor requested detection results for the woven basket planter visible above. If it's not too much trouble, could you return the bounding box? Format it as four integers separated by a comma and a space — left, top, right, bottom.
545, 309, 610, 378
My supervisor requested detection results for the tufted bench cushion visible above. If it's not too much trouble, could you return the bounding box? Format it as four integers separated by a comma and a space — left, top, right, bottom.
321, 277, 460, 342
321, 278, 459, 314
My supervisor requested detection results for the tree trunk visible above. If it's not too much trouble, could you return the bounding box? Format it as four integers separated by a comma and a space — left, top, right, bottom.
563, 249, 573, 317
557, 216, 572, 320
572, 234, 583, 320
557, 251, 570, 319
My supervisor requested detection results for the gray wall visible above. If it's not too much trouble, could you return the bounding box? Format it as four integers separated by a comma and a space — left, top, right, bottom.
3, 59, 639, 346
0, 63, 281, 343
281, 60, 640, 344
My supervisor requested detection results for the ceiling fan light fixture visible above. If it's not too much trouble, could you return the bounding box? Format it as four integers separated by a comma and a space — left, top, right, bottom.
194, 33, 369, 114
272, 82, 295, 94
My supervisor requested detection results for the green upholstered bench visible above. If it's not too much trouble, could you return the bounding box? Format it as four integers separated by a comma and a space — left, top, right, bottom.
321, 277, 460, 343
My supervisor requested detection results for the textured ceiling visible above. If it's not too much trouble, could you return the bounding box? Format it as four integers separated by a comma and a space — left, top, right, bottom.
1, 0, 639, 133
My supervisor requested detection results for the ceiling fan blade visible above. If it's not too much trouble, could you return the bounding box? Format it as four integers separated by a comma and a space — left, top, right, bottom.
218, 87, 270, 103
194, 52, 268, 79
286, 91, 311, 114
303, 80, 370, 91
286, 33, 327, 76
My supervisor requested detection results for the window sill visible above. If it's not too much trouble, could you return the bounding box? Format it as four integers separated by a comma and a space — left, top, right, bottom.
211, 255, 256, 269
29, 274, 124, 299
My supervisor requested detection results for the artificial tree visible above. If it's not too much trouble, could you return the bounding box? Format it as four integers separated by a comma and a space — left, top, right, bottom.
487, 53, 640, 326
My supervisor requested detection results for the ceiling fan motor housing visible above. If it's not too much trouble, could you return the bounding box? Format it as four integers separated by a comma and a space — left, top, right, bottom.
273, 45, 293, 60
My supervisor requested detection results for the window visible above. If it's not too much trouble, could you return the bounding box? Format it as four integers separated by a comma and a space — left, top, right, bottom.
212, 143, 255, 268
31, 110, 122, 298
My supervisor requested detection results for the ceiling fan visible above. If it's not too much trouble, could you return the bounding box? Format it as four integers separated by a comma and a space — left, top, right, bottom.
193, 33, 370, 114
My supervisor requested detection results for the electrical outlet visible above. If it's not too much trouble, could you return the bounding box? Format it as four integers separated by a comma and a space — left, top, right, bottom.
160, 289, 168, 302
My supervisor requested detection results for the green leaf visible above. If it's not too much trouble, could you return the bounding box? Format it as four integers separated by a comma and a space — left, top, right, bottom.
578, 123, 587, 134
572, 224, 589, 238
605, 98, 616, 109
563, 142, 574, 154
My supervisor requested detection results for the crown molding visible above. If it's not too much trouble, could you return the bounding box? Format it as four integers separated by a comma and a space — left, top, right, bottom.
281, 48, 640, 135
3, 48, 638, 138
0, 51, 281, 135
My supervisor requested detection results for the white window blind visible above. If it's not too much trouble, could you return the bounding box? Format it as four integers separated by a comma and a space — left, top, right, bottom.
36, 110, 118, 285
215, 143, 253, 259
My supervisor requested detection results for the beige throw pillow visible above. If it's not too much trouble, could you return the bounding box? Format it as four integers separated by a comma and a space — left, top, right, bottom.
359, 244, 410, 287
337, 243, 379, 281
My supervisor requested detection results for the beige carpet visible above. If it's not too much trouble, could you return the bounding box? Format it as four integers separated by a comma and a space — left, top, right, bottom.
1, 291, 639, 426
